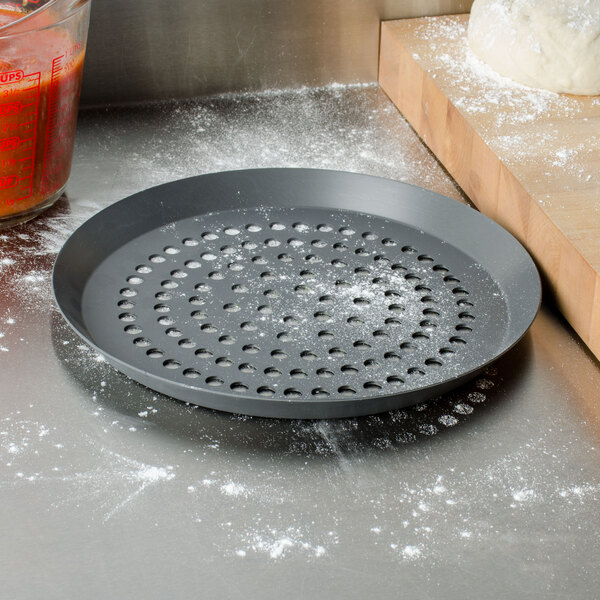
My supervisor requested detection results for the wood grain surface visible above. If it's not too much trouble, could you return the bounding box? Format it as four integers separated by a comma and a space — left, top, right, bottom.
379, 14, 600, 361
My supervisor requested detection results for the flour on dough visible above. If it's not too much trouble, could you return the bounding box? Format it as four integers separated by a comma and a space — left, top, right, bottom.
468, 0, 600, 95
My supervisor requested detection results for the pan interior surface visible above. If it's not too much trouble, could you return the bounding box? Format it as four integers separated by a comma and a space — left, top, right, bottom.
54, 169, 540, 419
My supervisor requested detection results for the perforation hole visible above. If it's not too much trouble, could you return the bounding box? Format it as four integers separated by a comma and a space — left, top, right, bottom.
188, 297, 205, 306
265, 367, 282, 378
317, 368, 334, 378
347, 316, 365, 326
354, 340, 371, 350
163, 359, 181, 369
353, 297, 370, 306
312, 388, 330, 397
149, 254, 166, 264
243, 344, 260, 354
338, 386, 356, 396
425, 358, 443, 368
119, 313, 136, 322
183, 237, 199, 246
239, 363, 256, 373
183, 369, 201, 379
295, 284, 313, 295
178, 339, 196, 349
284, 388, 302, 398
407, 367, 425, 376
232, 283, 249, 293
257, 386, 275, 397
277, 331, 292, 342
290, 369, 308, 379
241, 321, 258, 332
200, 323, 217, 333
364, 382, 382, 391
118, 300, 135, 309
364, 359, 380, 369
195, 283, 211, 293
185, 260, 201, 269
301, 350, 317, 361
252, 255, 268, 264
206, 376, 224, 386
202, 251, 218, 260
265, 238, 281, 247
124, 325, 142, 335
133, 337, 151, 347
341, 365, 359, 375
224, 303, 240, 312
311, 240, 327, 248
166, 328, 182, 338
314, 311, 332, 322
278, 253, 293, 262
219, 335, 236, 345
317, 224, 333, 232
329, 347, 346, 358
318, 330, 334, 339
336, 280, 351, 288
195, 348, 213, 358
146, 349, 163, 359
164, 246, 180, 255
271, 349, 288, 360
231, 382, 249, 392
224, 227, 240, 236
387, 376, 404, 385
459, 312, 475, 321
201, 232, 218, 240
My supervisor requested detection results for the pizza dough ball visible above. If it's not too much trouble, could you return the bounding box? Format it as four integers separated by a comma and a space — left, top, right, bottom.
468, 0, 600, 95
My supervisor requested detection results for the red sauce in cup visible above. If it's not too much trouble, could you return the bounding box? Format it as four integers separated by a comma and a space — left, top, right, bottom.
0, 7, 85, 222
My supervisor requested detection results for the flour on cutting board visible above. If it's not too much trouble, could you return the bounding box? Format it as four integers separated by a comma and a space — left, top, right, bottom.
409, 17, 599, 199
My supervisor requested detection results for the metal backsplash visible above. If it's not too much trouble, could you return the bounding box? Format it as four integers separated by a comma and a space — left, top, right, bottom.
81, 0, 473, 105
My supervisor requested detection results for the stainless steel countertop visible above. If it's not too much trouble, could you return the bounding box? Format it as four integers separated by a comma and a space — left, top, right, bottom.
1, 85, 599, 599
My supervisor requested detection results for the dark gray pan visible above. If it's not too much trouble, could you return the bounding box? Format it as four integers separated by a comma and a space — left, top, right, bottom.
53, 168, 540, 419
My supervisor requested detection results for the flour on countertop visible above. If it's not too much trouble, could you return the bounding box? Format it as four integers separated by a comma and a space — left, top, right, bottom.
1, 84, 599, 566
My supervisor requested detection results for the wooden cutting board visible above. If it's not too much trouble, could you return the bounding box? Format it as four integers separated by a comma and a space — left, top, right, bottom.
379, 14, 600, 361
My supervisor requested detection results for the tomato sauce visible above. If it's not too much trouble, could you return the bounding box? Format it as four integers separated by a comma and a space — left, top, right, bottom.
0, 6, 85, 221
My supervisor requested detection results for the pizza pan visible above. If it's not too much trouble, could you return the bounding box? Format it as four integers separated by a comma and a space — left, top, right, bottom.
53, 168, 540, 418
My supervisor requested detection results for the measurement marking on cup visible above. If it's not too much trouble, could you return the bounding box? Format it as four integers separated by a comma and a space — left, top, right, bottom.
41, 56, 64, 195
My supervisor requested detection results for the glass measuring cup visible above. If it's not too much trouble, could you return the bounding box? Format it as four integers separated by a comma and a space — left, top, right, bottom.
0, 0, 91, 228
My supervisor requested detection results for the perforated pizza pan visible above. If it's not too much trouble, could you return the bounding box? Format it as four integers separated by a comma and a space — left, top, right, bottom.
53, 169, 540, 419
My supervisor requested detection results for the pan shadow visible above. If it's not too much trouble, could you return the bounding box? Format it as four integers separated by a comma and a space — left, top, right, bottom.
50, 309, 534, 458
